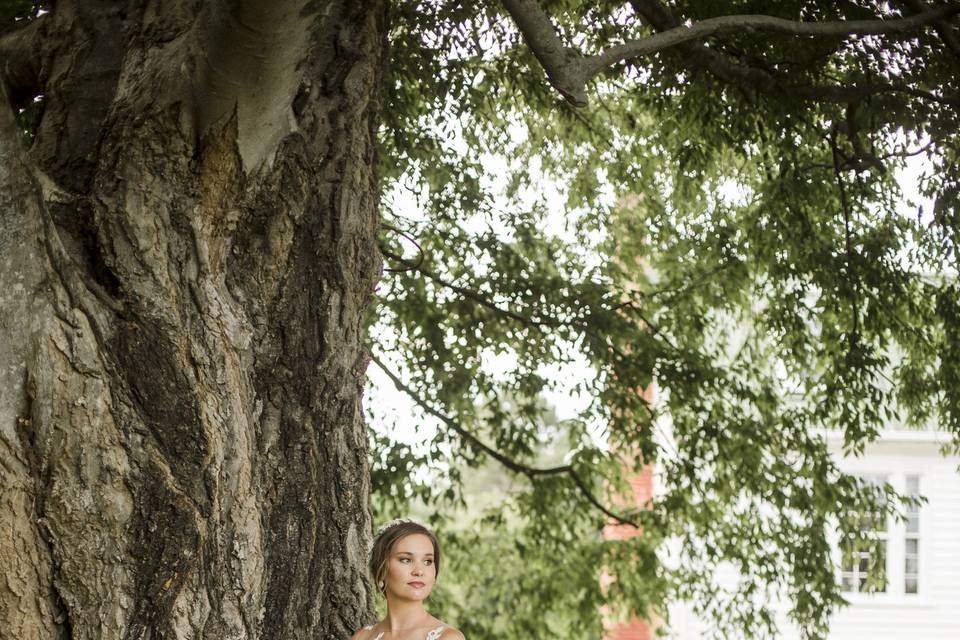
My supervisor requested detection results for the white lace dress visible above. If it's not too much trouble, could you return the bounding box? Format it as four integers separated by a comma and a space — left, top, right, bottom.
362, 624, 446, 640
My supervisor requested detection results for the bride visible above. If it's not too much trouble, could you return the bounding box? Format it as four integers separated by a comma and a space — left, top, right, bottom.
352, 519, 465, 640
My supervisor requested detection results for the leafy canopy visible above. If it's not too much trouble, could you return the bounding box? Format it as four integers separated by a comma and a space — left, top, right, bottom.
369, 1, 960, 639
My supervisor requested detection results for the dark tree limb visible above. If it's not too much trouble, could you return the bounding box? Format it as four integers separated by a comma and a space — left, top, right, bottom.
898, 0, 960, 58
502, 0, 959, 105
788, 82, 959, 106
630, 0, 960, 107
829, 127, 861, 352
380, 223, 426, 273
586, 7, 959, 79
407, 259, 557, 328
382, 250, 674, 422
370, 352, 642, 528
629, 0, 775, 96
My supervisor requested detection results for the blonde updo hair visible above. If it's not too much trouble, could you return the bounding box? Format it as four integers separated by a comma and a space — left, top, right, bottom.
369, 519, 441, 594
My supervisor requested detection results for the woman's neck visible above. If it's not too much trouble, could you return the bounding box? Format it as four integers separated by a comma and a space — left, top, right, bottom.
382, 598, 432, 634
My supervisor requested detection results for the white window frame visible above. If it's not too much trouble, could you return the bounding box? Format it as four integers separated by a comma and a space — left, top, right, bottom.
903, 474, 921, 595
834, 471, 926, 604
839, 473, 889, 594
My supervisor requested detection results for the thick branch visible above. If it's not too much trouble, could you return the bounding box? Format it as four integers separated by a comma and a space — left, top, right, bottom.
0, 16, 49, 109
899, 0, 960, 58
501, 0, 589, 106
630, 0, 960, 107
629, 0, 776, 95
585, 6, 960, 79
370, 353, 641, 528
191, 0, 316, 170
502, 0, 959, 105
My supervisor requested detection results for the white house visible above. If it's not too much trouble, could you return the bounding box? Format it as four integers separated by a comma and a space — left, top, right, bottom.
666, 428, 960, 639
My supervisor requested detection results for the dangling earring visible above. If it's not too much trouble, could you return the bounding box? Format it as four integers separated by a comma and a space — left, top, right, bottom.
378, 580, 385, 591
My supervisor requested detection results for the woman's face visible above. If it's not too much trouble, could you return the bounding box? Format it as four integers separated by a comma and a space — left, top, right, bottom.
383, 533, 437, 601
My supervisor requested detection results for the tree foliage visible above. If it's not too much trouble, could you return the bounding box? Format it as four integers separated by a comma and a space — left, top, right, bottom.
2, 0, 956, 637
369, 1, 960, 638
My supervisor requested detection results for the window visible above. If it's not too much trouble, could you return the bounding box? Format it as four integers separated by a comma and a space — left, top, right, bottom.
904, 474, 920, 594
840, 474, 889, 593
838, 472, 923, 597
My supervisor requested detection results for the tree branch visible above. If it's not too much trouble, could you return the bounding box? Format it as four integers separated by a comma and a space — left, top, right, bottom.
403, 258, 556, 329
501, 0, 590, 106
190, 0, 316, 170
383, 251, 669, 421
584, 6, 960, 80
898, 0, 960, 58
380, 222, 426, 273
369, 352, 641, 528
390, 254, 652, 377
829, 127, 861, 353
502, 0, 959, 105
787, 82, 959, 105
629, 0, 776, 96
629, 0, 960, 108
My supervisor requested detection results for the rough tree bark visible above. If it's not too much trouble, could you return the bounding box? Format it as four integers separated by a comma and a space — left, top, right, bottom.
0, 1, 384, 638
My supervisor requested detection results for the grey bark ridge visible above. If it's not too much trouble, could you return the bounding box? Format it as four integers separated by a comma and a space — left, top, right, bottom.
0, 82, 68, 640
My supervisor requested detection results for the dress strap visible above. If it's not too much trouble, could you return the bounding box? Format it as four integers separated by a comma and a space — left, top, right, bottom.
425, 626, 445, 640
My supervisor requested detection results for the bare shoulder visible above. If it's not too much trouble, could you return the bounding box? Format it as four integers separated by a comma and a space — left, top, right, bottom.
439, 627, 465, 640
426, 619, 464, 640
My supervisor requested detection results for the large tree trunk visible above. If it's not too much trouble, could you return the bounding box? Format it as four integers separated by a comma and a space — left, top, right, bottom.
0, 1, 384, 638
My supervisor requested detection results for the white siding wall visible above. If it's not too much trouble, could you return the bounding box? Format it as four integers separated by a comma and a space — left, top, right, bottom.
666, 431, 960, 639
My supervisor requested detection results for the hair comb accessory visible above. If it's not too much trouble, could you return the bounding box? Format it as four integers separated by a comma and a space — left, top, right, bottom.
373, 517, 417, 537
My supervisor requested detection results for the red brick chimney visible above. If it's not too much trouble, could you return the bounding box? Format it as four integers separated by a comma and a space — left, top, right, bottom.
602, 385, 657, 639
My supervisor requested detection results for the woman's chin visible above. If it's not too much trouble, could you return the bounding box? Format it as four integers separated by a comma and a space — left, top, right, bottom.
388, 586, 432, 601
